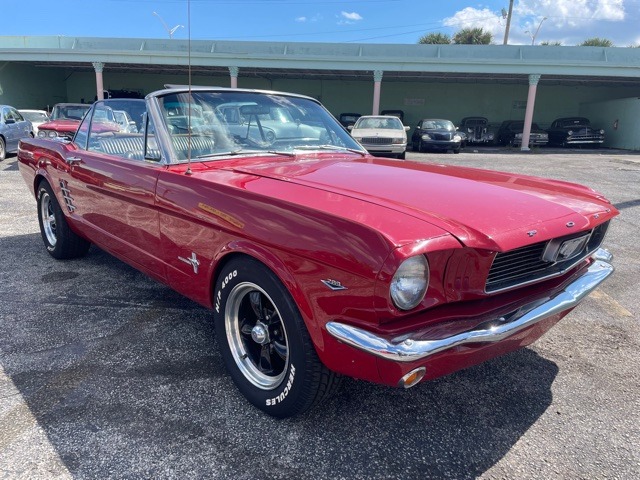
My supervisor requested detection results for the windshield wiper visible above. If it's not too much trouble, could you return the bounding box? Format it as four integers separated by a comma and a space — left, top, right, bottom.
295, 145, 367, 156
197, 149, 295, 159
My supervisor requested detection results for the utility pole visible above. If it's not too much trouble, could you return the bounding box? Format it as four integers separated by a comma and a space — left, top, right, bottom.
503, 0, 514, 45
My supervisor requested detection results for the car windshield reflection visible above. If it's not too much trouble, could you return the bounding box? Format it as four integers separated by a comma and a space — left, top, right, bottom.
157, 90, 364, 162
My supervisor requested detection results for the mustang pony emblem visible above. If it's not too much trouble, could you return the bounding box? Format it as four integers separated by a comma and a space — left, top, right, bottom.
178, 252, 200, 274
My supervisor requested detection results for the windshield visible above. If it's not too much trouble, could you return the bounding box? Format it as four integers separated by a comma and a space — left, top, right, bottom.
422, 120, 455, 131
20, 111, 49, 122
156, 91, 363, 161
354, 117, 403, 130
51, 104, 91, 121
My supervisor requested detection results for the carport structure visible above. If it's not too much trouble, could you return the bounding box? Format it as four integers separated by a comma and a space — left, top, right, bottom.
1, 36, 640, 150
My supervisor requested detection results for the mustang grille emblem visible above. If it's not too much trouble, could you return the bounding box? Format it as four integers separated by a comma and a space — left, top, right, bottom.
321, 279, 347, 291
178, 252, 200, 274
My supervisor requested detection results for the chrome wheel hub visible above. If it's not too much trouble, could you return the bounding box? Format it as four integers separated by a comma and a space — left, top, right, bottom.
225, 282, 289, 390
251, 322, 270, 345
40, 192, 57, 247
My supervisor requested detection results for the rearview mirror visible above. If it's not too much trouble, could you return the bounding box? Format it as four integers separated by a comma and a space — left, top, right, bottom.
239, 104, 270, 116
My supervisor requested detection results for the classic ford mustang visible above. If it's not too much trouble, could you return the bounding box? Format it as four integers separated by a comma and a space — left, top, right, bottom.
18, 86, 617, 418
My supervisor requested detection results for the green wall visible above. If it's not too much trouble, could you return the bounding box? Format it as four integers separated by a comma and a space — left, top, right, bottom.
581, 97, 640, 150
0, 63, 67, 110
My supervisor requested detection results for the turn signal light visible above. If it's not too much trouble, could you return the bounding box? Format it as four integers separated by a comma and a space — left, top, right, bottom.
398, 367, 426, 389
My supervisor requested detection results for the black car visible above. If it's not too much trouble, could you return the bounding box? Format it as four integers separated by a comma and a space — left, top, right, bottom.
546, 117, 605, 147
380, 109, 404, 122
411, 118, 462, 153
495, 120, 548, 147
459, 116, 495, 144
338, 112, 362, 128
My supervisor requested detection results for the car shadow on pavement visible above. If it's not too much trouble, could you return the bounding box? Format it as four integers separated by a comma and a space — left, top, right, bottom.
0, 235, 558, 479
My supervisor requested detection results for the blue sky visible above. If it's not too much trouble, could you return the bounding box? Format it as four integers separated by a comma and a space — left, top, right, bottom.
3, 0, 639, 46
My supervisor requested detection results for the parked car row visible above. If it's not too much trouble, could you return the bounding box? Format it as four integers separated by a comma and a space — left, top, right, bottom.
459, 116, 605, 148
342, 110, 605, 156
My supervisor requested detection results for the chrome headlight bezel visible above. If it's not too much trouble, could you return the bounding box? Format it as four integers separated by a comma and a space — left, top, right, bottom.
390, 255, 429, 311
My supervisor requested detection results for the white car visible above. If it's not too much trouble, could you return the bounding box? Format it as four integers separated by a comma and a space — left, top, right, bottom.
18, 109, 50, 135
348, 115, 409, 159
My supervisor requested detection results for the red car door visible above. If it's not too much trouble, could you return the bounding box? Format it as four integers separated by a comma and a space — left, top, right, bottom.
58, 102, 165, 281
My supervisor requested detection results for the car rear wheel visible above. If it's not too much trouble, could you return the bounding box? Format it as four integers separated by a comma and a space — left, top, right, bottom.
214, 257, 341, 418
37, 181, 90, 259
0, 137, 6, 161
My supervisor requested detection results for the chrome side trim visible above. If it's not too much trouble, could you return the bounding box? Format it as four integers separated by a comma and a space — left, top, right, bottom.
326, 248, 614, 363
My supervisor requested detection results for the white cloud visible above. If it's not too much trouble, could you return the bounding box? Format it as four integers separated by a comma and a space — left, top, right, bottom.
444, 1, 631, 45
341, 11, 363, 21
442, 7, 504, 39
295, 16, 306, 23
516, 0, 624, 26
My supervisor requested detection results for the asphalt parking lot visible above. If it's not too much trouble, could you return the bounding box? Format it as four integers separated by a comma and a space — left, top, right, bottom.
0, 147, 638, 479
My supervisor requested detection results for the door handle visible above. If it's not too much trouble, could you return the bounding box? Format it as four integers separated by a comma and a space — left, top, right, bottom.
66, 156, 82, 165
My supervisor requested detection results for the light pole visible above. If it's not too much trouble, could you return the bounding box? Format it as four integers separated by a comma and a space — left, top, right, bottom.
502, 0, 514, 45
153, 11, 184, 39
525, 17, 548, 45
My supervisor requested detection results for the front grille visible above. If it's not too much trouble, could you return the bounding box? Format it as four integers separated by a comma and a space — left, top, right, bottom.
433, 132, 453, 141
485, 221, 610, 293
361, 137, 392, 145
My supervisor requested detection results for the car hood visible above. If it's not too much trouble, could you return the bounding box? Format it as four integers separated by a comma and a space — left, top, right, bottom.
228, 156, 615, 252
39, 119, 80, 132
419, 128, 457, 134
352, 128, 404, 138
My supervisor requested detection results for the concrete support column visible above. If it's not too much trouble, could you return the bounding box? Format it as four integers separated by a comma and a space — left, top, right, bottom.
372, 70, 383, 115
521, 74, 541, 152
229, 66, 239, 89
92, 62, 105, 101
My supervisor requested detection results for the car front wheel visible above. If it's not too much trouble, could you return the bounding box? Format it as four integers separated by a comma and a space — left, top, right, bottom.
37, 181, 90, 259
0, 137, 6, 161
214, 257, 341, 418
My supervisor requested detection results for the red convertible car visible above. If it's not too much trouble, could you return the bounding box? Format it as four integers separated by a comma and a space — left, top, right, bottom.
18, 87, 617, 418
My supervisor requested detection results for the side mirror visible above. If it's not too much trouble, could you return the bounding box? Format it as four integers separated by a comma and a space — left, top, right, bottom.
347, 125, 353, 131
404, 126, 410, 131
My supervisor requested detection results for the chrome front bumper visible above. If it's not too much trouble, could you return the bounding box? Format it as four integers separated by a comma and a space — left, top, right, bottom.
326, 248, 614, 363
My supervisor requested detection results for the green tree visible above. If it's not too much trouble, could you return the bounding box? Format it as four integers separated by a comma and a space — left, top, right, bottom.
579, 37, 614, 47
452, 27, 493, 45
540, 41, 563, 46
418, 32, 451, 44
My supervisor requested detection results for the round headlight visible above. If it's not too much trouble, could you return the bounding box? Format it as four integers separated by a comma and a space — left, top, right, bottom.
453, 135, 461, 141
567, 130, 574, 136
599, 129, 605, 134
390, 255, 429, 311
37, 131, 46, 138
47, 131, 57, 138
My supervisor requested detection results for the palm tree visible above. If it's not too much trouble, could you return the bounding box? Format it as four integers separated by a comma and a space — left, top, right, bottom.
418, 33, 451, 44
452, 28, 493, 45
579, 37, 614, 47
540, 41, 563, 46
